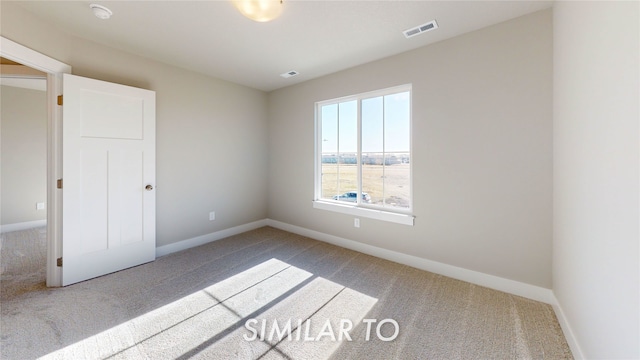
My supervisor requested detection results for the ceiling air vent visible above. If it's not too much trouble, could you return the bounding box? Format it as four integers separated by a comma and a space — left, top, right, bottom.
403, 20, 438, 39
280, 70, 299, 78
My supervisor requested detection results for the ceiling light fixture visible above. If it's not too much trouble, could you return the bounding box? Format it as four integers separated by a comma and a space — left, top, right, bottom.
89, 4, 113, 20
232, 0, 283, 22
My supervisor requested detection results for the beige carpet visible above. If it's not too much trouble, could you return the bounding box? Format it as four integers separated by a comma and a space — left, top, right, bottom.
0, 226, 572, 359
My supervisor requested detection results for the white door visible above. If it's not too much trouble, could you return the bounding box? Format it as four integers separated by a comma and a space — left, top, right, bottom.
62, 74, 156, 286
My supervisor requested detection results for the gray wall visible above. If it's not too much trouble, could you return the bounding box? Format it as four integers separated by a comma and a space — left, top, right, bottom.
1, 2, 269, 247
553, 1, 639, 358
268, 10, 553, 288
0, 85, 47, 226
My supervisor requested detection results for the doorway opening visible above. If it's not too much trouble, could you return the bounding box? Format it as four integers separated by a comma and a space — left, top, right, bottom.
1, 57, 48, 294
1, 36, 72, 287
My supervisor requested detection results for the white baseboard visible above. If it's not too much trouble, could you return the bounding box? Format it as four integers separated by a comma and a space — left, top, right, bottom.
552, 300, 585, 359
156, 218, 555, 304
266, 219, 556, 305
155, 219, 268, 258
0, 220, 47, 233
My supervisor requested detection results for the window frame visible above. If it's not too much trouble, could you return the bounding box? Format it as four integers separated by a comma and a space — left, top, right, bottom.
313, 84, 415, 226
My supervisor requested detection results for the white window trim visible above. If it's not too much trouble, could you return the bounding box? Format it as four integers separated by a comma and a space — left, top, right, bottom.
312, 200, 415, 225
314, 84, 414, 226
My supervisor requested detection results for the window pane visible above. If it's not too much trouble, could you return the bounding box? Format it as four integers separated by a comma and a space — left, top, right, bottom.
383, 91, 410, 209
384, 153, 410, 208
337, 101, 357, 200
321, 104, 338, 200
362, 153, 384, 205
362, 96, 383, 153
337, 163, 357, 201
321, 163, 338, 200
384, 91, 410, 152
338, 101, 357, 153
321, 104, 338, 153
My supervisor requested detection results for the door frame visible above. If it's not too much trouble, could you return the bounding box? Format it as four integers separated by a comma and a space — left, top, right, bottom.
1, 36, 71, 287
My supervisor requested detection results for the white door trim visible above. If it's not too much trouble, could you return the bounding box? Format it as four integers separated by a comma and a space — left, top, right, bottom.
1, 36, 72, 287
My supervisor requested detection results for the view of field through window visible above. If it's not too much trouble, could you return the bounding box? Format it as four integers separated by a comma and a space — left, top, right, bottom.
319, 89, 411, 210
321, 160, 411, 208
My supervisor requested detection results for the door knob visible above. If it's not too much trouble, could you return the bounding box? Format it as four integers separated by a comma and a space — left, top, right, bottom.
145, 185, 154, 191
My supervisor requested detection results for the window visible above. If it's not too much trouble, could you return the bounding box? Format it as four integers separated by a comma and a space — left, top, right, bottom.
314, 85, 414, 225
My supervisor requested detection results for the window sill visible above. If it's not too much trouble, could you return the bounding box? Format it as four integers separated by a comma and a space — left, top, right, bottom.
312, 200, 415, 226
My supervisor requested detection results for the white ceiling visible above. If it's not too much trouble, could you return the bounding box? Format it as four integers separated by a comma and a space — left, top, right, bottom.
11, 1, 553, 92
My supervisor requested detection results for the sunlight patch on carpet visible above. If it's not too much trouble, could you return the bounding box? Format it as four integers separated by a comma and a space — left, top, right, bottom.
40, 258, 378, 359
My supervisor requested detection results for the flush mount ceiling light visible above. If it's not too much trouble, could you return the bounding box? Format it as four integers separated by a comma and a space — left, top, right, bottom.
89, 4, 113, 20
232, 0, 283, 22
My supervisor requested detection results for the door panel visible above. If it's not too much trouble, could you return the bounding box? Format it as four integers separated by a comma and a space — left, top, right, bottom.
80, 89, 144, 139
109, 150, 144, 246
62, 73, 155, 286
79, 149, 108, 253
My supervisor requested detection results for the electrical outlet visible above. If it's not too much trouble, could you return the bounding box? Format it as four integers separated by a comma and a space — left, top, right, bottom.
209, 211, 215, 221
354, 218, 360, 228
36, 202, 45, 210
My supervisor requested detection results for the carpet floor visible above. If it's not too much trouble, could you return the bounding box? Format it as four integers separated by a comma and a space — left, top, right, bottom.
0, 226, 572, 359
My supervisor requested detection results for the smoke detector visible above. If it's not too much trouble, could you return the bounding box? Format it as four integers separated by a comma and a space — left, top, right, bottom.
90, 4, 113, 20
280, 70, 299, 79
